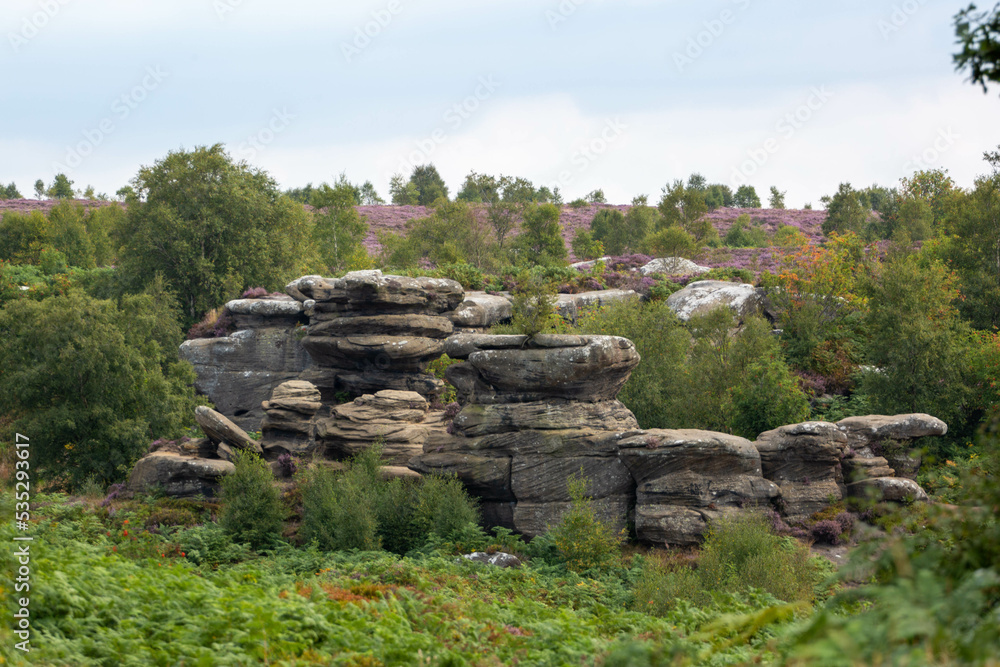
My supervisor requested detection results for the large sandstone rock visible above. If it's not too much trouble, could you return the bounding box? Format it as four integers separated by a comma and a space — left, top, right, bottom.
666, 280, 764, 322
179, 326, 313, 430
302, 335, 445, 371
195, 406, 263, 454
847, 477, 929, 503
618, 429, 779, 545
445, 334, 640, 403
127, 451, 234, 497
554, 290, 639, 324
837, 414, 947, 481
291, 270, 464, 313
452, 400, 639, 437
754, 421, 847, 521
309, 314, 453, 339
640, 257, 711, 277
298, 368, 445, 402
225, 297, 304, 328
317, 390, 446, 465
261, 381, 323, 457
449, 292, 513, 330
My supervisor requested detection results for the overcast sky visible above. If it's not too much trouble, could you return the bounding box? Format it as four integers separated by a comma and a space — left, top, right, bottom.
4, 0, 998, 206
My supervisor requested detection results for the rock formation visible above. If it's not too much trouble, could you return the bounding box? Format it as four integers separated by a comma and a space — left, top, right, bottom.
666, 280, 765, 322
411, 333, 641, 536
260, 380, 323, 457
290, 271, 463, 402
179, 296, 312, 429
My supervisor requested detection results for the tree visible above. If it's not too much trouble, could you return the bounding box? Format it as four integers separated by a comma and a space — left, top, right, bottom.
33, 179, 45, 199
380, 201, 494, 270
389, 173, 419, 205
46, 173, 75, 199
116, 144, 314, 326
687, 173, 708, 191
768, 186, 786, 209
359, 180, 384, 205
0, 290, 200, 488
284, 183, 314, 204
704, 183, 734, 209
514, 203, 567, 266
458, 172, 535, 250
586, 189, 607, 204
1, 182, 21, 199
900, 169, 956, 226
733, 184, 761, 208
821, 183, 875, 236
408, 164, 449, 205
657, 180, 713, 243
310, 179, 368, 273
590, 208, 628, 256
954, 2, 1000, 94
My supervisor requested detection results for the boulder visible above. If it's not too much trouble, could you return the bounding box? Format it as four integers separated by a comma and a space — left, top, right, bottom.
640, 257, 711, 277
666, 280, 763, 322
225, 297, 304, 328
127, 451, 234, 497
261, 381, 322, 458
449, 292, 513, 330
754, 421, 847, 521
445, 334, 529, 359
461, 552, 522, 568
847, 477, 929, 503
296, 270, 464, 313
554, 290, 639, 323
195, 406, 263, 454
457, 335, 640, 403
618, 429, 780, 545
453, 400, 639, 437
308, 314, 454, 339
301, 335, 445, 372
836, 414, 948, 447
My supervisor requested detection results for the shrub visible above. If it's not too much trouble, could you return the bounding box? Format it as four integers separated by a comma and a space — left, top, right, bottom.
220, 450, 285, 549
571, 228, 604, 260
809, 519, 844, 545
548, 473, 624, 573
414, 474, 480, 542
643, 226, 698, 258
508, 271, 560, 337
300, 457, 381, 552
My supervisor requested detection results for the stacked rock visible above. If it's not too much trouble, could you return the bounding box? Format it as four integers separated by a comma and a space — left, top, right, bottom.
287, 271, 465, 402
409, 333, 641, 536
260, 380, 323, 458
616, 429, 780, 545
317, 390, 448, 465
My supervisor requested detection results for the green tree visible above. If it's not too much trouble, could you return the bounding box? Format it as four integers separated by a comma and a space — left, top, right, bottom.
587, 189, 607, 204
310, 179, 368, 273
954, 2, 1000, 94
46, 173, 75, 199
687, 173, 708, 192
33, 179, 45, 199
220, 450, 285, 550
284, 183, 314, 204
0, 210, 49, 264
590, 208, 628, 256
513, 203, 567, 266
408, 164, 449, 205
359, 180, 384, 205
389, 173, 419, 205
657, 180, 713, 242
380, 201, 494, 270
822, 183, 874, 236
733, 184, 761, 208
1, 182, 21, 199
768, 186, 786, 209
459, 172, 535, 250
116, 144, 314, 326
704, 183, 734, 209
571, 228, 604, 260
893, 197, 934, 243
0, 291, 200, 488
900, 168, 957, 226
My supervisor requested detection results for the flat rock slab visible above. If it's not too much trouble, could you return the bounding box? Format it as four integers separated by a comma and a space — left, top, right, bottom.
453, 399, 639, 437
195, 406, 263, 454
837, 414, 948, 447
640, 257, 711, 277
445, 334, 530, 359
618, 429, 765, 482
309, 314, 454, 339
666, 280, 763, 322
302, 335, 445, 371
291, 270, 464, 312
225, 298, 303, 317
128, 451, 235, 497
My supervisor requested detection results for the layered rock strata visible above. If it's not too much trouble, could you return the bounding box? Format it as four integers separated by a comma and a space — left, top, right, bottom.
260, 380, 323, 458
410, 333, 641, 536
289, 271, 463, 402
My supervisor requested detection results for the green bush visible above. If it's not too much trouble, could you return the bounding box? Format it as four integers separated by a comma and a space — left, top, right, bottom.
723, 214, 769, 248
220, 450, 285, 549
300, 457, 381, 552
414, 474, 480, 542
548, 474, 624, 573
507, 270, 560, 337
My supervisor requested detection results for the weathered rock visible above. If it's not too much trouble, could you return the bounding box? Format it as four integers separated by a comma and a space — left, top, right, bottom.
317, 390, 444, 465
299, 368, 445, 402
379, 466, 422, 481
180, 437, 218, 458
462, 552, 522, 568
261, 381, 322, 458
618, 429, 780, 545
640, 257, 711, 277
127, 451, 234, 497
408, 452, 512, 500
459, 335, 640, 402
449, 292, 513, 329
554, 290, 639, 323
837, 414, 948, 447
841, 454, 895, 482
309, 314, 454, 339
453, 400, 639, 437
217, 442, 236, 462
570, 257, 611, 271
666, 280, 763, 322
445, 334, 529, 359
225, 297, 303, 328
512, 496, 631, 538
511, 455, 634, 503
754, 421, 847, 520
847, 477, 929, 503
262, 380, 322, 414
301, 335, 445, 372
297, 270, 464, 313
195, 406, 263, 454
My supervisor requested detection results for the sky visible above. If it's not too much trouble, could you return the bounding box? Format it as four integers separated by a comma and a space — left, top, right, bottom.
3, 0, 998, 207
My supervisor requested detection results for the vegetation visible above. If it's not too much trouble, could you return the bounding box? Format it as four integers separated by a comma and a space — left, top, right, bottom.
220, 450, 286, 549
